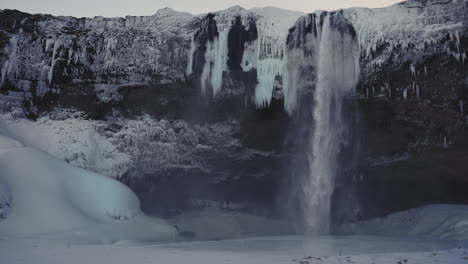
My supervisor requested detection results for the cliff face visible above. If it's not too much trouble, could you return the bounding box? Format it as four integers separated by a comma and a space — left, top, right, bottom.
347, 0, 468, 217
0, 1, 467, 221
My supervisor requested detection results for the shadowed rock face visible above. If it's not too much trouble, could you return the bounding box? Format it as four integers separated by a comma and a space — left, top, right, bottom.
350, 0, 468, 218
0, 1, 467, 223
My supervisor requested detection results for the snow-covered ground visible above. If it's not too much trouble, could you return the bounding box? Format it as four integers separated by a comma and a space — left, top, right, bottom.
0, 235, 467, 264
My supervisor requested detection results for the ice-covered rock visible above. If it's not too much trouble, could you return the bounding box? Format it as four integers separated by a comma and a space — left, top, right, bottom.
1, 2, 466, 113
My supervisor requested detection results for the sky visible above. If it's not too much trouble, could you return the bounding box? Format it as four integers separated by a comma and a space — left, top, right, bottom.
0, 0, 403, 17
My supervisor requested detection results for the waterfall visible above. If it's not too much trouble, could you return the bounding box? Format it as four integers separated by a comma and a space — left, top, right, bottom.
188, 11, 360, 234
285, 12, 360, 235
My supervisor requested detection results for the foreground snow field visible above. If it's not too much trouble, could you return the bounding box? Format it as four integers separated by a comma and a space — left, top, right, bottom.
0, 236, 467, 264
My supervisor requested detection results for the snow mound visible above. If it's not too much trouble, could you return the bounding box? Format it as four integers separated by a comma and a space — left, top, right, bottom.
339, 204, 468, 240
0, 134, 177, 244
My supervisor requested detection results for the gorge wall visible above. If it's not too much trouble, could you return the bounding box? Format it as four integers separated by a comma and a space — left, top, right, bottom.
0, 0, 467, 230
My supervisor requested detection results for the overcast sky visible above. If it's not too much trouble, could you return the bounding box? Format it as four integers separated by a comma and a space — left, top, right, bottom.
0, 0, 403, 17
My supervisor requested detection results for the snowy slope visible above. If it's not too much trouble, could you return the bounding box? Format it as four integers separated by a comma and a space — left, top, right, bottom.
0, 133, 177, 244
339, 204, 468, 240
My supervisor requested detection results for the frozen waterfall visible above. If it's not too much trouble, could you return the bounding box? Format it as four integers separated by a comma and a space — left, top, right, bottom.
200, 29, 229, 96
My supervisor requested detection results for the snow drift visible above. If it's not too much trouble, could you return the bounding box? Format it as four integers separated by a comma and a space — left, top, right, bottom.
339, 204, 468, 240
0, 133, 177, 244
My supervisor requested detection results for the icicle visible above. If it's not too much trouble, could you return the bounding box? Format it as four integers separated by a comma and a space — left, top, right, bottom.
104, 37, 118, 61
410, 64, 416, 77
455, 30, 460, 50
186, 34, 196, 76
443, 137, 448, 149
1, 36, 19, 85
67, 48, 74, 65
416, 85, 420, 99
254, 57, 285, 107
424, 66, 428, 76
459, 100, 464, 113
240, 30, 289, 108
403, 88, 408, 100
200, 28, 230, 96
45, 38, 55, 52
240, 40, 258, 72
48, 39, 62, 85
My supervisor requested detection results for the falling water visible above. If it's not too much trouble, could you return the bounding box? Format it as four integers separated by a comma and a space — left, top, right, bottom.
291, 13, 360, 235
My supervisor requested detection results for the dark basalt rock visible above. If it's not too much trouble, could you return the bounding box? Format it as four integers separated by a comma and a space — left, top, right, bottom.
227, 16, 258, 71
354, 29, 468, 218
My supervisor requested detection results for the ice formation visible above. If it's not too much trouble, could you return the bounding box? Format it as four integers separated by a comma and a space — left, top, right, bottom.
1, 36, 19, 85
241, 7, 302, 107
186, 33, 196, 76
342, 0, 467, 81
190, 7, 301, 100
200, 28, 229, 95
